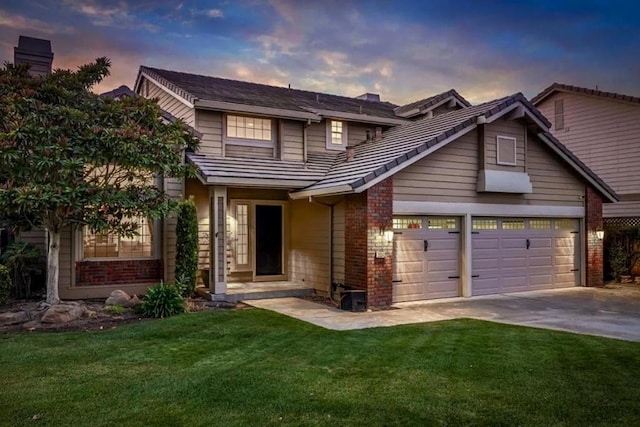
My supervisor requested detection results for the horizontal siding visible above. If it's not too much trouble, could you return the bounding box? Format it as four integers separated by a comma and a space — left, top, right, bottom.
290, 199, 331, 293
537, 92, 640, 197
604, 200, 640, 218
196, 110, 223, 156
307, 120, 372, 153
485, 118, 525, 172
228, 188, 289, 200
393, 127, 584, 206
15, 230, 47, 253
164, 177, 184, 283
225, 144, 274, 159
59, 227, 72, 289
185, 178, 210, 276
145, 79, 194, 126
282, 120, 304, 161
332, 199, 345, 284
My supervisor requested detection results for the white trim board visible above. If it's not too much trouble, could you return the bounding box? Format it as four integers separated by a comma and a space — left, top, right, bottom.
393, 201, 584, 218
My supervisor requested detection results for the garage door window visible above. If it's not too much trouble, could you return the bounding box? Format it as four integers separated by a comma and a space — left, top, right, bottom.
393, 217, 423, 229
428, 218, 457, 229
555, 219, 575, 230
472, 219, 498, 230
529, 219, 551, 230
502, 219, 525, 230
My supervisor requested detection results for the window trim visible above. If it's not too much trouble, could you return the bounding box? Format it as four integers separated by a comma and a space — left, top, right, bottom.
496, 135, 517, 166
76, 218, 161, 262
223, 113, 275, 149
325, 119, 348, 151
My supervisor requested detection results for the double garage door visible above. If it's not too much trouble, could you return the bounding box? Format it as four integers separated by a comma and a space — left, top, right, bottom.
393, 216, 580, 303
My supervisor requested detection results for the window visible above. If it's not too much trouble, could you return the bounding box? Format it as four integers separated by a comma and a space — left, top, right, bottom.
226, 115, 272, 142
502, 219, 525, 230
428, 218, 458, 230
496, 136, 517, 166
472, 218, 498, 230
326, 119, 348, 150
393, 217, 423, 229
235, 204, 249, 266
529, 219, 551, 230
83, 216, 153, 259
554, 99, 564, 130
555, 219, 576, 230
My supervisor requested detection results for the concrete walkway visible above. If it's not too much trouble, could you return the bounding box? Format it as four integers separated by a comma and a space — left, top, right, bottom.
247, 284, 640, 342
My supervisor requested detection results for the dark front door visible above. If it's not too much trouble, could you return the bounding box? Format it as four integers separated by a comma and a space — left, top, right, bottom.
255, 205, 283, 276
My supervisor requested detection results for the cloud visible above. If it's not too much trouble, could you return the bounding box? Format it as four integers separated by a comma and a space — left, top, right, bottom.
190, 8, 224, 19
63, 0, 161, 32
0, 10, 74, 34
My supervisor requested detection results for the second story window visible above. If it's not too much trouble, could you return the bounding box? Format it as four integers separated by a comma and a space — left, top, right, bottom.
226, 115, 273, 142
326, 119, 348, 150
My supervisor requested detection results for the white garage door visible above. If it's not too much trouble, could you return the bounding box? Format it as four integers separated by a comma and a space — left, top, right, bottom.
472, 218, 580, 296
393, 216, 461, 302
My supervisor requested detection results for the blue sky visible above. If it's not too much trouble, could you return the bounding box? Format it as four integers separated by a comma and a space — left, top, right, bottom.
1, 0, 639, 105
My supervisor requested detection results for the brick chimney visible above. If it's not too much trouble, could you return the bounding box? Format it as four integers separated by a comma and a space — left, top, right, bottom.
14, 36, 54, 76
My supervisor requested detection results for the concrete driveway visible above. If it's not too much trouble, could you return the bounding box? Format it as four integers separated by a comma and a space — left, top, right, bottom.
247, 284, 640, 342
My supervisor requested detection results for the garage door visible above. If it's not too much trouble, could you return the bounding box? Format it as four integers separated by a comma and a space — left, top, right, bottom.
393, 216, 460, 302
472, 218, 579, 296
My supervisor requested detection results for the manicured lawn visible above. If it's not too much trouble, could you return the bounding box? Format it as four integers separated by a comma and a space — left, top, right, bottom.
1, 309, 639, 426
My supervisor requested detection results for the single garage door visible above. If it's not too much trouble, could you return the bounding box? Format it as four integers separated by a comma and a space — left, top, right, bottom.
472, 218, 580, 296
393, 216, 461, 302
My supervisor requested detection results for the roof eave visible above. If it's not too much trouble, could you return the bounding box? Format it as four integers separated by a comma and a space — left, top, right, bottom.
195, 99, 321, 122
306, 108, 410, 126
289, 185, 355, 200
205, 176, 317, 189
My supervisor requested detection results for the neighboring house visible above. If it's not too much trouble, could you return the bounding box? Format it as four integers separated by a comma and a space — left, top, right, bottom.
75, 65, 611, 307
531, 84, 640, 224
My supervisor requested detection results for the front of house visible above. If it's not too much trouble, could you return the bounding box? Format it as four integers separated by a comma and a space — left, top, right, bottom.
56, 67, 617, 306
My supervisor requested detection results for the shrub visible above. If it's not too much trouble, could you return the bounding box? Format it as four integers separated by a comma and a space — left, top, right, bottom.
0, 242, 44, 298
608, 242, 629, 282
175, 198, 198, 297
0, 265, 10, 305
105, 305, 124, 315
141, 283, 185, 318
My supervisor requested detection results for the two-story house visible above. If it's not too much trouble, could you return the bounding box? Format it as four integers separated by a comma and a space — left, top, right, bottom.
55, 66, 617, 307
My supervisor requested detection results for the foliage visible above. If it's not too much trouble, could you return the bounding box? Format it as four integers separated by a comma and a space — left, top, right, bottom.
0, 60, 199, 304
0, 241, 44, 298
104, 304, 124, 315
1, 314, 640, 425
175, 198, 198, 297
604, 225, 640, 281
141, 283, 185, 318
0, 264, 10, 305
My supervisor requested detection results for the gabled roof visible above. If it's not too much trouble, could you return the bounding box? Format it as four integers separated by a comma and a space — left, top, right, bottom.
135, 66, 408, 125
394, 89, 471, 118
531, 83, 640, 106
290, 93, 617, 203
99, 85, 136, 99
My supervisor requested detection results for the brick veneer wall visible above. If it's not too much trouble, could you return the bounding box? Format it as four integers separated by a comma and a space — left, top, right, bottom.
75, 259, 162, 286
345, 178, 394, 307
585, 185, 604, 287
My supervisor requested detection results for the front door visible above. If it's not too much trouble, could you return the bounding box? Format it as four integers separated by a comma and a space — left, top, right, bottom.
255, 204, 283, 276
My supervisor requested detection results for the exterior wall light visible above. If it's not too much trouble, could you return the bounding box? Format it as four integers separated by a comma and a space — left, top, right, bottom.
596, 230, 604, 240
384, 230, 394, 243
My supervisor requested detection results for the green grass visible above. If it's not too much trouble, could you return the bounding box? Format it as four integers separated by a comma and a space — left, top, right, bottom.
1, 309, 639, 426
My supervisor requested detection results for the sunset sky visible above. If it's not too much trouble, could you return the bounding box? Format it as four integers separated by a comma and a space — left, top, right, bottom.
1, 0, 639, 105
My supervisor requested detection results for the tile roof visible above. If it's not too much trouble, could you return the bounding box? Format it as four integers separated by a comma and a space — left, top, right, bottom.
531, 83, 640, 106
139, 66, 401, 120
187, 152, 336, 188
394, 89, 471, 117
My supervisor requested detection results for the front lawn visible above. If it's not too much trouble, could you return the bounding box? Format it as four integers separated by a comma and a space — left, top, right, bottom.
1, 309, 639, 426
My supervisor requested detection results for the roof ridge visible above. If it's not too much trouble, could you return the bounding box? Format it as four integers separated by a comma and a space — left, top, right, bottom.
531, 82, 640, 106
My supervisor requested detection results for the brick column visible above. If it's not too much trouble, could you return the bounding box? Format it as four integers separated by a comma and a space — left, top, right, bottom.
585, 185, 604, 287
345, 178, 394, 307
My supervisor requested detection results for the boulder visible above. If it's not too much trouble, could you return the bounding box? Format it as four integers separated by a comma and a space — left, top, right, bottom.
41, 303, 87, 324
129, 294, 142, 306
0, 311, 29, 326
105, 290, 131, 307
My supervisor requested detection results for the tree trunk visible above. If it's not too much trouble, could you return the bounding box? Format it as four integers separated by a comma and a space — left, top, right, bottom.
46, 229, 61, 304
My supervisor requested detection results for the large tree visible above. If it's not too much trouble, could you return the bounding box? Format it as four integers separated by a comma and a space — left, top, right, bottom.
0, 59, 199, 304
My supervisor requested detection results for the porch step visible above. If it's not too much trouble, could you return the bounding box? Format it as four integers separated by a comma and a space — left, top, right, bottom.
213, 287, 314, 303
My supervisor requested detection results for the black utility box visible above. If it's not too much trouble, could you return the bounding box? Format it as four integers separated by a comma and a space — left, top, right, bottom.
340, 289, 367, 312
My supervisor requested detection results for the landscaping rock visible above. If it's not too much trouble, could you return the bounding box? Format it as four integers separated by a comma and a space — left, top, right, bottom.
22, 320, 40, 331
41, 303, 87, 324
105, 290, 131, 307
129, 294, 142, 306
0, 310, 29, 326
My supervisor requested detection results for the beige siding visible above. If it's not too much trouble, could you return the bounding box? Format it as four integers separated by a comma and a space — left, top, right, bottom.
332, 199, 345, 284
144, 79, 194, 127
393, 127, 584, 206
282, 120, 304, 161
196, 110, 223, 156
485, 118, 525, 172
290, 199, 331, 292
58, 227, 72, 289
225, 144, 274, 159
163, 177, 184, 283
537, 92, 640, 198
185, 179, 210, 275
228, 188, 289, 200
15, 230, 47, 253
605, 200, 640, 218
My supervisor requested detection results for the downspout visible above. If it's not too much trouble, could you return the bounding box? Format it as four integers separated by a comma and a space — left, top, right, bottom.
303, 119, 311, 165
